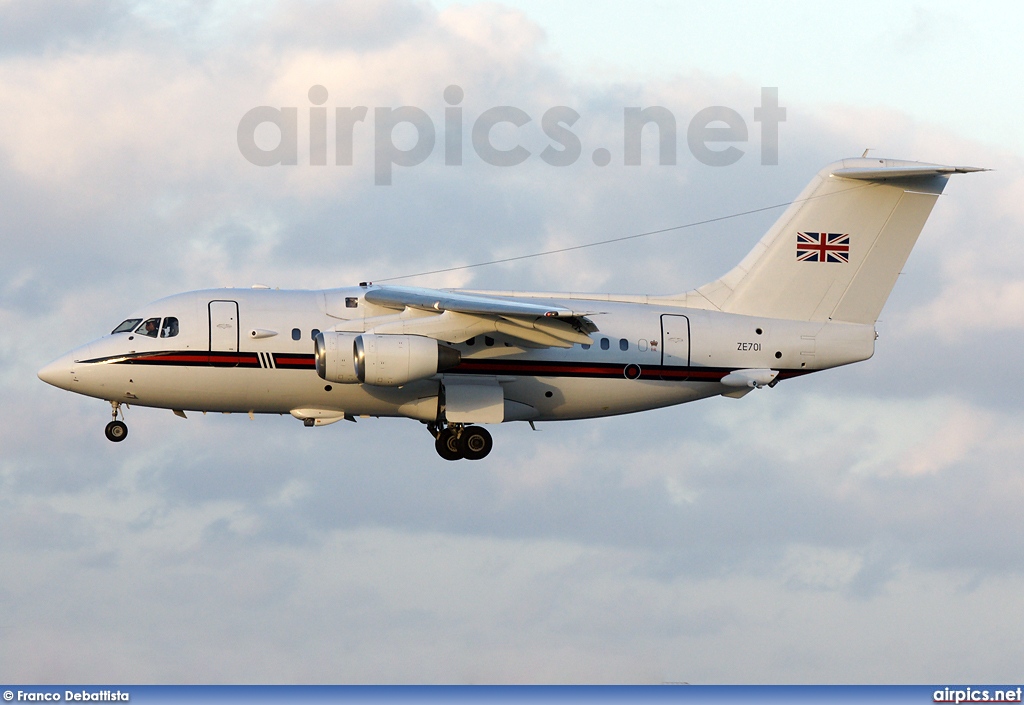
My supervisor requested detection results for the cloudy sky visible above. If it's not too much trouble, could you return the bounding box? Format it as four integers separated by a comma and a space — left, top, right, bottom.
2, 0, 1024, 684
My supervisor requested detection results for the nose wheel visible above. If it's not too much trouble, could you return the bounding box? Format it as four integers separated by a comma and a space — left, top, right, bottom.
430, 424, 492, 461
105, 401, 128, 442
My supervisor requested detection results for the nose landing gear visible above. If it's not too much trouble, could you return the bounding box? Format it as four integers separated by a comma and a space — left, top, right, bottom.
104, 401, 128, 442
429, 423, 492, 461
105, 421, 128, 442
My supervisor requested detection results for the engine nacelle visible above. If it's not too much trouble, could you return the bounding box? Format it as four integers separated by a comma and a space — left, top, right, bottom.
354, 334, 461, 386
314, 331, 361, 383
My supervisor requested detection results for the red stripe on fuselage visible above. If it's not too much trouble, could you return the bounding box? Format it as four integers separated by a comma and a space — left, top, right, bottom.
272, 354, 316, 368
94, 350, 814, 383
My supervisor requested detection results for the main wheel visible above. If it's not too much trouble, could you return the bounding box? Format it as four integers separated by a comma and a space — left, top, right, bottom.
435, 428, 463, 461
104, 420, 128, 442
458, 426, 492, 460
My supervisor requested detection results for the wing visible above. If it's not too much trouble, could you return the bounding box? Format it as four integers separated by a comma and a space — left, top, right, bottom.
345, 285, 600, 349
364, 285, 590, 318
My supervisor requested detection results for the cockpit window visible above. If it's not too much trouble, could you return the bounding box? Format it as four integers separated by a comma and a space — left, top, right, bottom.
112, 319, 142, 334
136, 318, 161, 338
161, 317, 179, 338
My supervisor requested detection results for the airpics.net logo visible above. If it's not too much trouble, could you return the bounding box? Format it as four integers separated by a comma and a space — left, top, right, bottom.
237, 85, 786, 185
934, 687, 1023, 703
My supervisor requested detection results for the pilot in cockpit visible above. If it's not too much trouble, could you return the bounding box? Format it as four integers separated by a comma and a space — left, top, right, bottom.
161, 317, 179, 338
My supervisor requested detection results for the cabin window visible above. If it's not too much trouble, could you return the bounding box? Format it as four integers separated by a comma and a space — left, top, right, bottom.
484, 336, 495, 346
292, 328, 301, 341
136, 318, 161, 338
311, 328, 320, 340
160, 317, 179, 338
619, 338, 628, 351
600, 338, 610, 350
112, 319, 141, 334
345, 297, 359, 308
466, 337, 476, 346
581, 343, 591, 350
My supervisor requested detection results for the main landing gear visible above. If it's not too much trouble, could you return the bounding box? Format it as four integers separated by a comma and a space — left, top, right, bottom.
429, 423, 493, 461
104, 401, 128, 442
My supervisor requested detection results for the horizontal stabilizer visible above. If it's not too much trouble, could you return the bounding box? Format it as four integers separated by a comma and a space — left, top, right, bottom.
832, 165, 988, 181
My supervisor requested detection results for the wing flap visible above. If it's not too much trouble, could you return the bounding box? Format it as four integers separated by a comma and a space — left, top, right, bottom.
499, 315, 594, 346
493, 320, 572, 348
360, 310, 493, 343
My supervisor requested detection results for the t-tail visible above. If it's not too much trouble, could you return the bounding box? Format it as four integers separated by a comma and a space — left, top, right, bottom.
690, 158, 986, 323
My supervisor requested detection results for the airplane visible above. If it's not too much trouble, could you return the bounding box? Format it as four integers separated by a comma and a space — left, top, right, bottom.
38, 158, 984, 460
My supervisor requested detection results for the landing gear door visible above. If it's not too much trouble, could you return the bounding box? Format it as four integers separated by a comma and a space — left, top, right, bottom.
209, 300, 239, 366
660, 314, 689, 381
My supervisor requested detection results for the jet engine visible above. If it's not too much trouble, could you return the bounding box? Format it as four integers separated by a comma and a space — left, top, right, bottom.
314, 331, 361, 383
314, 332, 461, 386
354, 333, 461, 386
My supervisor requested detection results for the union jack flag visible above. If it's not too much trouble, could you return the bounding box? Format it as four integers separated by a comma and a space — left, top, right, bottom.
796, 232, 850, 263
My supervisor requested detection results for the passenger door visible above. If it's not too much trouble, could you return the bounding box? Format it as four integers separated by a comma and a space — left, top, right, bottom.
660, 314, 689, 380
208, 300, 239, 367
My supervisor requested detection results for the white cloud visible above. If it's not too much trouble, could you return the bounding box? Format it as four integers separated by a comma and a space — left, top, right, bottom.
2, 525, 1023, 682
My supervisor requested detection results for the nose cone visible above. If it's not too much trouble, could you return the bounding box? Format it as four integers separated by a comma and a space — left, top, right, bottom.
37, 350, 80, 391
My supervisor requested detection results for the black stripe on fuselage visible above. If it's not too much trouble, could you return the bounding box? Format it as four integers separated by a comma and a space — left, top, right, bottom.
79, 351, 319, 370
80, 351, 265, 368
77, 350, 813, 383
447, 358, 811, 382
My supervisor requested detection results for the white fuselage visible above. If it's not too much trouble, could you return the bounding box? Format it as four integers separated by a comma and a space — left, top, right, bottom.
39, 286, 875, 424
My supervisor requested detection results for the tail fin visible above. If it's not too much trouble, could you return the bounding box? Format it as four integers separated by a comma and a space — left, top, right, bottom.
691, 158, 985, 323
